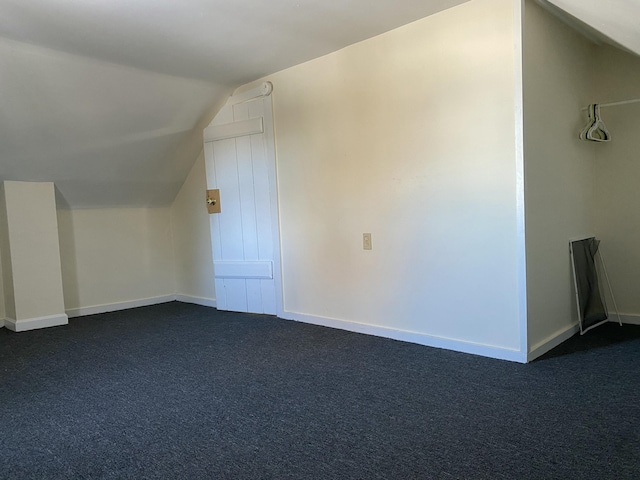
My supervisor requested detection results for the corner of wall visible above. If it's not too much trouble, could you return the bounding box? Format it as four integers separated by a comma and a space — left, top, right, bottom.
0, 205, 5, 322
523, 0, 599, 354
57, 207, 176, 313
168, 197, 179, 300
169, 150, 216, 303
590, 45, 640, 320
165, 92, 232, 208
161, 92, 230, 306
514, 0, 528, 359
0, 183, 11, 322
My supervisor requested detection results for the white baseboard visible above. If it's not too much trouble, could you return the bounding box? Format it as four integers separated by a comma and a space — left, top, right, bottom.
527, 314, 640, 361
4, 314, 69, 332
280, 310, 527, 363
0, 318, 4, 329
614, 313, 640, 325
527, 322, 580, 362
175, 295, 217, 308
66, 295, 176, 318
66, 294, 217, 319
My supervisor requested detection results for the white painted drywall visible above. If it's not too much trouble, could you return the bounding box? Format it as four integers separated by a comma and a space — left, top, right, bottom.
0, 186, 9, 322
57, 208, 175, 312
245, 0, 522, 351
0, 185, 17, 321
0, 234, 4, 322
2, 181, 66, 321
170, 151, 216, 303
592, 45, 640, 318
523, 1, 597, 351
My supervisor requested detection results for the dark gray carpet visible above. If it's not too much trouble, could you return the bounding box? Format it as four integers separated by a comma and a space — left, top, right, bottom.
1, 302, 639, 479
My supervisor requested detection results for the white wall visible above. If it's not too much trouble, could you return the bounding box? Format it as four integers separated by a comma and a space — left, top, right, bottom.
0, 232, 4, 323
0, 185, 9, 322
57, 207, 175, 314
592, 45, 640, 319
2, 181, 66, 326
523, 1, 597, 353
170, 150, 216, 304
238, 0, 523, 356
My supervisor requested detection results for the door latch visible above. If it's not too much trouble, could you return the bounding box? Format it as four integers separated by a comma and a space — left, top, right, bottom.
206, 189, 221, 214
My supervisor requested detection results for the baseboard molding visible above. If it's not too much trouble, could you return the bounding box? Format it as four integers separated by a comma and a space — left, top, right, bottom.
66, 295, 176, 318
527, 322, 580, 362
614, 314, 640, 325
174, 295, 217, 308
66, 294, 217, 319
527, 314, 639, 361
280, 310, 527, 363
4, 314, 69, 332
0, 318, 5, 329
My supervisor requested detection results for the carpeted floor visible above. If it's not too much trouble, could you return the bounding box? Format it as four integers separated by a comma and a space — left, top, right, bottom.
1, 302, 639, 479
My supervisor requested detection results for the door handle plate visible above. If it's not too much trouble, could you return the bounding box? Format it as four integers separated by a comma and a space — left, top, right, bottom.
206, 189, 221, 214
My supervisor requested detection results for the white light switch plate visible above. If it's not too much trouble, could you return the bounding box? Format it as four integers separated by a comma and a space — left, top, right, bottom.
363, 233, 372, 250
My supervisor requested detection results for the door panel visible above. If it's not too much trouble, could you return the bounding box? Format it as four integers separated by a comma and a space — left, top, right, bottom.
204, 90, 279, 315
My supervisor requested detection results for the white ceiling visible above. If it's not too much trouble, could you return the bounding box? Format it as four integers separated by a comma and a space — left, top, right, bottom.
0, 0, 470, 208
1, 0, 635, 208
541, 0, 640, 56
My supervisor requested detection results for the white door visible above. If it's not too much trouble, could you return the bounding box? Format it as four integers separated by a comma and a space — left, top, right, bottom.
203, 82, 282, 315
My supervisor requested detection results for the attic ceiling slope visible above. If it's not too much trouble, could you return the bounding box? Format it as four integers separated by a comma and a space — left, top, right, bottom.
544, 0, 640, 57
0, 0, 469, 209
0, 38, 230, 209
0, 0, 471, 84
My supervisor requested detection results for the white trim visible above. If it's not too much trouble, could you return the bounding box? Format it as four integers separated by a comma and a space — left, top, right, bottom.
0, 318, 5, 328
4, 314, 68, 332
175, 295, 217, 308
227, 81, 273, 106
66, 295, 218, 319
615, 314, 640, 325
280, 310, 527, 363
213, 261, 273, 279
527, 322, 580, 362
66, 295, 175, 318
263, 89, 285, 319
203, 117, 263, 143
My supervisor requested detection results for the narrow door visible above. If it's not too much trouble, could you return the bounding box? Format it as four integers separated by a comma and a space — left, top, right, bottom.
203, 84, 281, 315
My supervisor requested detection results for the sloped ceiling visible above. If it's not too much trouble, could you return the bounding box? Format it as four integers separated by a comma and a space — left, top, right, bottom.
0, 0, 470, 208
542, 0, 640, 56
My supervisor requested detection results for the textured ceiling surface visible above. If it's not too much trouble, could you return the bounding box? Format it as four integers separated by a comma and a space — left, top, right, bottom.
0, 0, 470, 208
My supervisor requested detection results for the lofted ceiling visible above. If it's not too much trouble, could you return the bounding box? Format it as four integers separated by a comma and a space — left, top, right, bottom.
541, 0, 640, 56
0, 0, 471, 208
1, 0, 635, 209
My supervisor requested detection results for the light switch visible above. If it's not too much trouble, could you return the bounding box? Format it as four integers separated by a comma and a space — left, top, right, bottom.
363, 233, 372, 250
